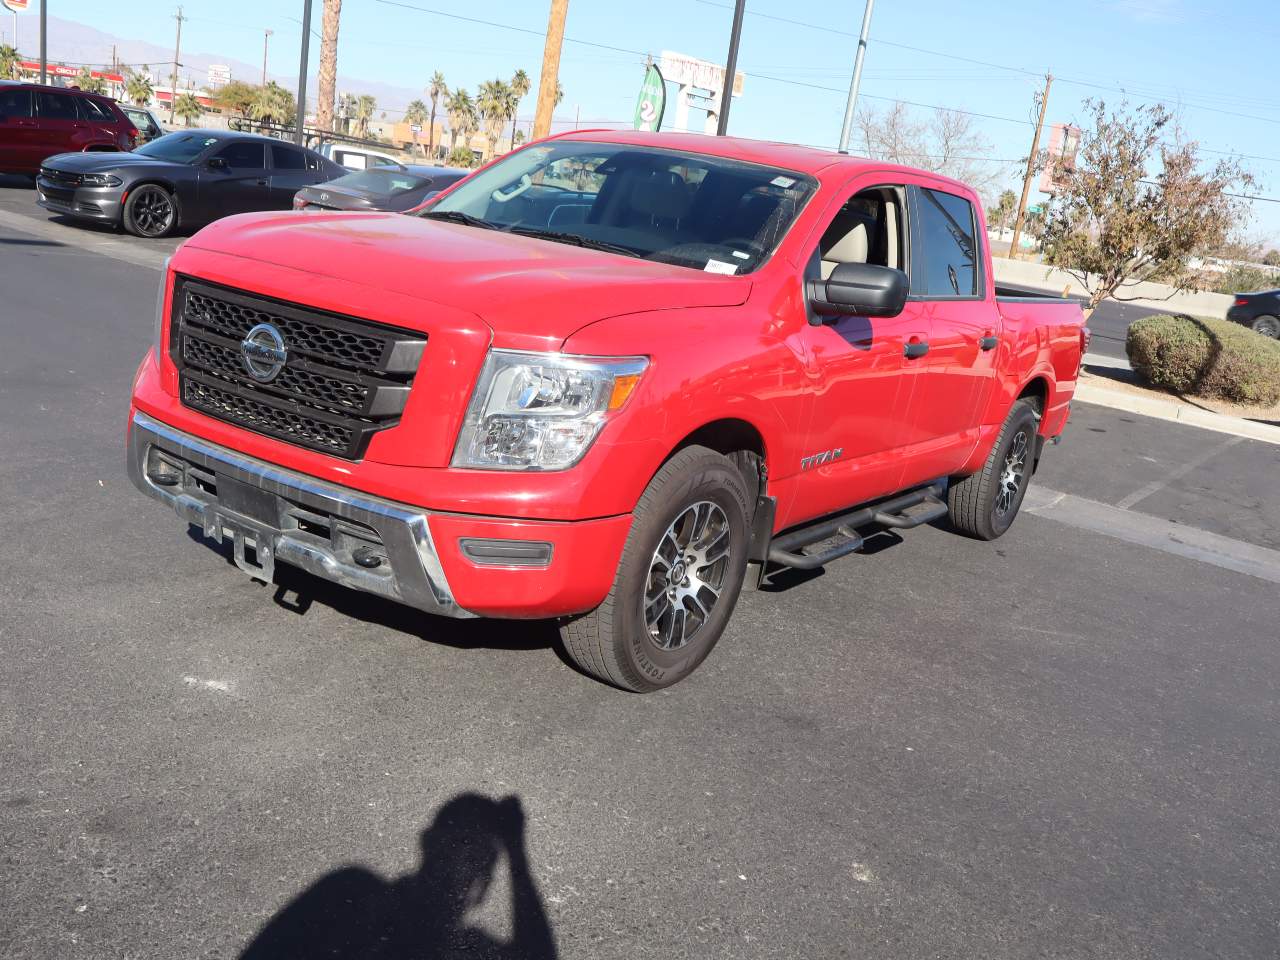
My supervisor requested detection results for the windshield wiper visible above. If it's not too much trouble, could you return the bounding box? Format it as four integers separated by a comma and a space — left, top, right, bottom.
420, 209, 499, 229
507, 226, 640, 258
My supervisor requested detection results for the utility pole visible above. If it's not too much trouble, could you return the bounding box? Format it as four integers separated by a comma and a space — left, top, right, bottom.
39, 0, 46, 83
714, 0, 745, 136
169, 5, 186, 125
532, 0, 568, 140
262, 28, 272, 86
1008, 73, 1053, 260
294, 0, 312, 145
837, 0, 875, 153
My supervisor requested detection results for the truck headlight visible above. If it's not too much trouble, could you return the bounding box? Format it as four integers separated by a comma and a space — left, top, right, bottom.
452, 349, 647, 470
81, 173, 122, 187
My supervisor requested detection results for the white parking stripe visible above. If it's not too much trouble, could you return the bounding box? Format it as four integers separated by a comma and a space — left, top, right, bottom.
1115, 435, 1243, 510
1024, 486, 1280, 585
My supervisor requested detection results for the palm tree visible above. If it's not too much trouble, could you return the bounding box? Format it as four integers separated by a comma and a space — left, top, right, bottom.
249, 81, 296, 131
508, 69, 530, 151
0, 44, 19, 81
353, 94, 376, 139
404, 98, 428, 158
476, 78, 510, 162
337, 92, 358, 135
554, 81, 564, 108
73, 67, 106, 95
445, 88, 474, 157
316, 0, 342, 131
125, 67, 154, 106
174, 91, 203, 127
426, 71, 447, 160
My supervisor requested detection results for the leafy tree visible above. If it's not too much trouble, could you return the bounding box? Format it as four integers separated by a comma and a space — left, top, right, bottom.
74, 67, 106, 95
353, 94, 376, 138
476, 78, 510, 161
449, 145, 477, 168
0, 44, 19, 81
1040, 99, 1254, 313
987, 189, 1017, 231
427, 71, 447, 159
125, 67, 154, 106
1263, 249, 1280, 268
446, 87, 475, 156
317, 0, 342, 131
249, 81, 296, 130
508, 68, 530, 151
174, 91, 203, 127
404, 98, 429, 157
211, 79, 259, 117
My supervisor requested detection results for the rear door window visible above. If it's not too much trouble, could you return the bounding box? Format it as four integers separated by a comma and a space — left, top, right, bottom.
35, 91, 80, 121
78, 98, 117, 124
270, 144, 307, 170
214, 141, 268, 170
0, 88, 32, 118
912, 187, 979, 297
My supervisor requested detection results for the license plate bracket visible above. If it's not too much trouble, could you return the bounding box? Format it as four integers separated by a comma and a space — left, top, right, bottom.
216, 474, 278, 526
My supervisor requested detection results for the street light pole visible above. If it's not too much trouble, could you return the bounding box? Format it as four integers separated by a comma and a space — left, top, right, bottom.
169, 5, 185, 126
714, 0, 745, 136
837, 0, 875, 154
294, 0, 312, 145
262, 28, 272, 86
38, 0, 46, 83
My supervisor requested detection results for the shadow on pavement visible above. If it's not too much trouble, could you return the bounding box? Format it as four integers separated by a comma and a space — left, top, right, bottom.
238, 793, 558, 960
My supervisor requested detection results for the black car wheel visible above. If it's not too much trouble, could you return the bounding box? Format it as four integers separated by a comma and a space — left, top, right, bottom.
1251, 315, 1280, 339
124, 185, 177, 238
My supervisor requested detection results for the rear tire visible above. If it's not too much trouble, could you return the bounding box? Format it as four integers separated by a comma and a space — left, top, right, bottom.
559, 446, 752, 692
947, 399, 1039, 540
1251, 315, 1280, 339
123, 184, 177, 238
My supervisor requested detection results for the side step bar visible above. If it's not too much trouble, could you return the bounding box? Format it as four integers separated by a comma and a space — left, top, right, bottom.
766, 482, 948, 571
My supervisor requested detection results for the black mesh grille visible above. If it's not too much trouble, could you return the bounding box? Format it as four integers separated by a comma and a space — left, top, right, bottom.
172, 278, 426, 459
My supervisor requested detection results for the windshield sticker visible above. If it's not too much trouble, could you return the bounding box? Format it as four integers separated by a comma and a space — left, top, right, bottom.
770, 175, 796, 188
204, 138, 218, 147
705, 259, 738, 275
731, 250, 750, 259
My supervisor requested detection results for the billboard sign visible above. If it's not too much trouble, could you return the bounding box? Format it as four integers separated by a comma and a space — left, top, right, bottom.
633, 63, 666, 132
207, 64, 231, 87
1039, 123, 1082, 194
659, 50, 744, 97
1, 1, 31, 12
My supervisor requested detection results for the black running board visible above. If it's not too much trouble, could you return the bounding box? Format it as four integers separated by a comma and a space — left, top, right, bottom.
766, 482, 948, 571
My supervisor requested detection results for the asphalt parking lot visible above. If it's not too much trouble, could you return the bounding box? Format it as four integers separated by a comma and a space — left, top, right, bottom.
2, 204, 1279, 959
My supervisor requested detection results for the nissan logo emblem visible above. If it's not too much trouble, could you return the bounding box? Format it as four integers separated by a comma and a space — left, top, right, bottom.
240, 323, 288, 382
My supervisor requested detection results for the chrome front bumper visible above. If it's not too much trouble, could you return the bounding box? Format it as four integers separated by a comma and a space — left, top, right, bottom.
127, 410, 473, 618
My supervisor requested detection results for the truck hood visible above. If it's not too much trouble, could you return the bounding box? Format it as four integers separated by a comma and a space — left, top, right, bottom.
184, 210, 752, 349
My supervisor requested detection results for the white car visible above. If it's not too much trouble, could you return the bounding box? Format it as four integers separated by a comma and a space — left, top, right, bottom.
314, 142, 405, 171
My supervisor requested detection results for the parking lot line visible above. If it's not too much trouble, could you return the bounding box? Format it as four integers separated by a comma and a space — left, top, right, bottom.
1026, 486, 1280, 585
1115, 435, 1243, 510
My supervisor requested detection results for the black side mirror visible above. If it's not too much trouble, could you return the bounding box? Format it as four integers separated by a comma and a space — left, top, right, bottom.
809, 261, 909, 321
207, 156, 228, 171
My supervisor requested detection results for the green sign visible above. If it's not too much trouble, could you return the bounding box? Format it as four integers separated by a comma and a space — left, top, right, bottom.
633, 64, 666, 132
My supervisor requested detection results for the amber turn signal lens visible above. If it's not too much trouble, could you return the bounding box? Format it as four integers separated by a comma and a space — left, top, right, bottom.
607, 373, 642, 410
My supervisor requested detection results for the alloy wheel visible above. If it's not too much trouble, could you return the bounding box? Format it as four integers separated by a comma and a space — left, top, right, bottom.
995, 430, 1029, 517
1253, 316, 1280, 339
132, 188, 174, 237
642, 500, 731, 651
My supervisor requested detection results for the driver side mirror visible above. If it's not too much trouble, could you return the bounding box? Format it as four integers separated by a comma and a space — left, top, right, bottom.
207, 156, 228, 171
809, 262, 909, 321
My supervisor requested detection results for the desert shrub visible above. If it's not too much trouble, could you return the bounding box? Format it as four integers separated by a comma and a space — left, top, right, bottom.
1210, 264, 1280, 295
1126, 314, 1280, 405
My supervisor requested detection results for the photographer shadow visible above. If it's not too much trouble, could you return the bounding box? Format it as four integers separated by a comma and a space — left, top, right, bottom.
239, 793, 557, 960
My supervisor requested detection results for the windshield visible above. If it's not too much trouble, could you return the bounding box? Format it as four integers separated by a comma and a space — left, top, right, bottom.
327, 169, 432, 196
135, 132, 218, 163
418, 141, 817, 274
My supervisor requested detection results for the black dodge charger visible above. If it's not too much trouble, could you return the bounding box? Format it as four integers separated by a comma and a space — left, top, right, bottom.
36, 129, 344, 238
1226, 290, 1280, 339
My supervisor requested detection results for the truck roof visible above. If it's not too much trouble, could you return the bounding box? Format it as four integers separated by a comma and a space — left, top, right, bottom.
550, 129, 972, 192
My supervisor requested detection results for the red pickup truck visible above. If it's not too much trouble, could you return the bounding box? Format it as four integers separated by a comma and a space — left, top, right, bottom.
127, 131, 1085, 691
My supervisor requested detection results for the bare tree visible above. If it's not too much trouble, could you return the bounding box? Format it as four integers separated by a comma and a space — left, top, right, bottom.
856, 102, 1005, 195
1040, 99, 1254, 313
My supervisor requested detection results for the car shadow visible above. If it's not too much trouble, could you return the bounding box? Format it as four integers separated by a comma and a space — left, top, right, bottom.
237, 792, 558, 960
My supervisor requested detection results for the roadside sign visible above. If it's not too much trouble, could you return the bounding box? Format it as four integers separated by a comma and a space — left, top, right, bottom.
659, 50, 744, 97
1, 0, 31, 12
410, 123, 422, 133
1038, 123, 1082, 194
207, 64, 231, 87
633, 63, 665, 132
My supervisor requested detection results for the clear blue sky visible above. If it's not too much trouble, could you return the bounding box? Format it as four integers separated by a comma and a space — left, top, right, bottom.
13, 0, 1280, 239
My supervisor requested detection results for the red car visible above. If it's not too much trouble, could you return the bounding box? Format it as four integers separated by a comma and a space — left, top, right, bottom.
0, 80, 137, 175
127, 130, 1085, 691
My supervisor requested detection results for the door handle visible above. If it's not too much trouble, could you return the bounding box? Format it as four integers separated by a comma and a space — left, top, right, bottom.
979, 335, 999, 351
255, 178, 269, 186
904, 341, 929, 359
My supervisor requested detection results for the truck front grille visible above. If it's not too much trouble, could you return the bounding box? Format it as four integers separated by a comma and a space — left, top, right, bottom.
171, 277, 426, 459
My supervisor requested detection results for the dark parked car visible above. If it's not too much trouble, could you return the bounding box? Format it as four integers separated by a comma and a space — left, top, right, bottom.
119, 104, 166, 145
0, 80, 137, 175
1226, 290, 1280, 339
35, 129, 344, 237
292, 164, 467, 212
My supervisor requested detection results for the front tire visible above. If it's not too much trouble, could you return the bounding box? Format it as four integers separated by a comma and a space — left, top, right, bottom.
1251, 315, 1280, 339
123, 184, 177, 238
947, 399, 1039, 540
559, 446, 752, 692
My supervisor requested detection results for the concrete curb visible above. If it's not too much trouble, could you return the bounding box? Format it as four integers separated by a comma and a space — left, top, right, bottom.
1075, 380, 1280, 446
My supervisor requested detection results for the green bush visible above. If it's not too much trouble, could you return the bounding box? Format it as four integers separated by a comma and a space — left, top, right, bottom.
1126, 314, 1280, 406
1209, 264, 1280, 295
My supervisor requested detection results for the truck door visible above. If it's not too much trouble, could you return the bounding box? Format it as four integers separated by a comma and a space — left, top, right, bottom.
790, 182, 931, 524
897, 184, 1000, 490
